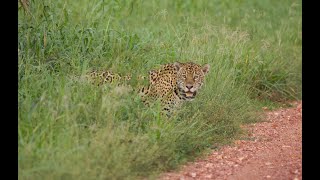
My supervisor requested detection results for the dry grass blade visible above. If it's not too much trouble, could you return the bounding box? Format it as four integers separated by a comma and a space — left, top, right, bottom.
19, 0, 30, 15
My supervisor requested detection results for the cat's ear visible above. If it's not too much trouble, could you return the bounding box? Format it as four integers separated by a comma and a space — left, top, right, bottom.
202, 64, 210, 75
173, 62, 182, 71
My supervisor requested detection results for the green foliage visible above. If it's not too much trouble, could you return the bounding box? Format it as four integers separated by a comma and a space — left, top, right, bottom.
18, 0, 301, 179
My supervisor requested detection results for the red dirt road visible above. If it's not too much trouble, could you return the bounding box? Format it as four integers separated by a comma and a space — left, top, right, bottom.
160, 101, 302, 180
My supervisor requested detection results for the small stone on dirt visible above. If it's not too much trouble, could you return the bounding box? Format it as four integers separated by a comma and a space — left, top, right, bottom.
190, 172, 196, 178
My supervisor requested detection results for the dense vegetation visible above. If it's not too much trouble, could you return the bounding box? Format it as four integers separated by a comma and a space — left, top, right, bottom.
18, 0, 301, 179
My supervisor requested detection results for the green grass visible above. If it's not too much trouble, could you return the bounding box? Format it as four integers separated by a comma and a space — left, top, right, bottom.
18, 0, 301, 179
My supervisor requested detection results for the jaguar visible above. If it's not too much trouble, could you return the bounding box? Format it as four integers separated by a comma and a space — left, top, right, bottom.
87, 62, 210, 115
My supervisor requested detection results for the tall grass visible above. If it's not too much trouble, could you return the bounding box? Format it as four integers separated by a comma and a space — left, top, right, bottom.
18, 0, 301, 179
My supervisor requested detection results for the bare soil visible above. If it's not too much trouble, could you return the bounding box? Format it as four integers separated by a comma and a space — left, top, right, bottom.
160, 101, 302, 180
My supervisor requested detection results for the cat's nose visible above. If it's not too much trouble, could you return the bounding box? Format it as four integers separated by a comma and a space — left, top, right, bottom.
186, 84, 193, 89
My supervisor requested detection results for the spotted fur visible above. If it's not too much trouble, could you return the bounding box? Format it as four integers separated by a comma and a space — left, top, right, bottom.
87, 62, 210, 115
139, 62, 210, 114
87, 70, 132, 86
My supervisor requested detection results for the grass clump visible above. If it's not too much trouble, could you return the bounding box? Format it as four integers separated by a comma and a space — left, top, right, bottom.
18, 0, 301, 179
